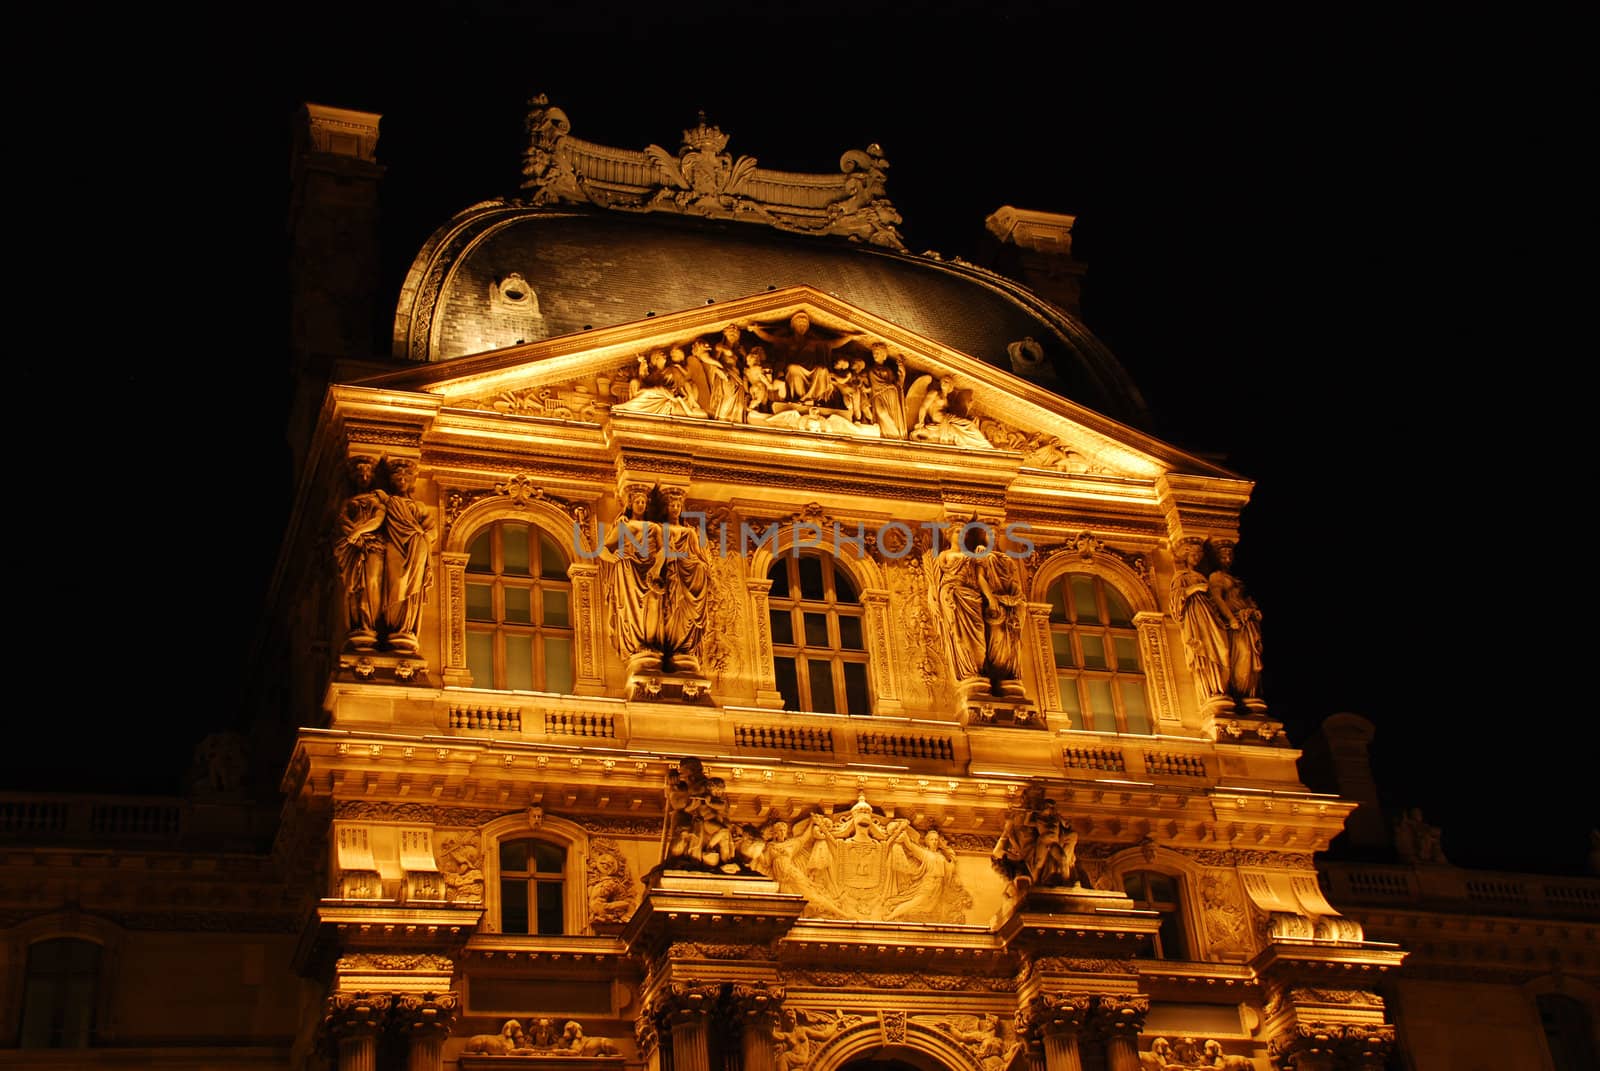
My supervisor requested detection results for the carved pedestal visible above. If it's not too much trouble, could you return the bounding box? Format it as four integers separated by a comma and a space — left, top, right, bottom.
1253, 943, 1404, 1071
962, 694, 1044, 729
338, 651, 429, 685
626, 671, 714, 704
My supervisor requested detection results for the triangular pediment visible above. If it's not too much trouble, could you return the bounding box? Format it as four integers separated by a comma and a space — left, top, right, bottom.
355, 286, 1234, 480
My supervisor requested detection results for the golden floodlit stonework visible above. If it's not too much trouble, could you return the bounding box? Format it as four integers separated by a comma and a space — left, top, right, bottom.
6, 95, 1594, 1071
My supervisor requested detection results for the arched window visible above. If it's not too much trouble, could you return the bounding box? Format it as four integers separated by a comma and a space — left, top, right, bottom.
1539, 993, 1599, 1071
498, 838, 567, 936
465, 522, 573, 693
18, 938, 100, 1048
767, 553, 869, 714
1123, 870, 1188, 960
1047, 573, 1151, 734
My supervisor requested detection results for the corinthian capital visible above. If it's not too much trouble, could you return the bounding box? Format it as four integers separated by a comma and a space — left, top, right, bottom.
1089, 995, 1149, 1037
1015, 992, 1092, 1040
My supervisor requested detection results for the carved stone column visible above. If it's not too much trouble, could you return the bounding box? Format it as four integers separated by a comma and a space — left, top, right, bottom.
728, 982, 786, 1071
324, 992, 390, 1071
1132, 610, 1180, 728
569, 560, 607, 695
658, 983, 721, 1071
440, 551, 473, 687
1017, 993, 1092, 1071
1090, 995, 1148, 1071
746, 578, 785, 708
395, 993, 459, 1071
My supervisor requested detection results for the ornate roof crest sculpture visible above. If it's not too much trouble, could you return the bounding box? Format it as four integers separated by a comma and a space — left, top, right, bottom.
521, 95, 907, 252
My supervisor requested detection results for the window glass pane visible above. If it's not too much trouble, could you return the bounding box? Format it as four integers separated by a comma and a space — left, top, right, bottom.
505, 638, 534, 691
1052, 632, 1075, 668
500, 840, 529, 871
1106, 586, 1135, 627
1158, 914, 1187, 960
539, 532, 567, 579
532, 842, 566, 872
544, 637, 573, 694
501, 879, 529, 934
1148, 873, 1178, 901
466, 632, 494, 689
767, 561, 790, 598
542, 589, 570, 627
837, 614, 863, 650
807, 660, 837, 713
1124, 872, 1146, 899
832, 569, 858, 603
798, 556, 825, 600
774, 657, 800, 711
770, 609, 794, 646
1057, 676, 1081, 717
467, 532, 492, 572
1070, 575, 1099, 621
20, 939, 100, 1049
1113, 635, 1140, 669
1083, 636, 1109, 670
1121, 681, 1151, 735
503, 525, 531, 576
536, 881, 565, 935
504, 586, 532, 624
843, 662, 870, 714
1047, 584, 1068, 623
803, 612, 830, 647
466, 583, 494, 621
1087, 679, 1115, 717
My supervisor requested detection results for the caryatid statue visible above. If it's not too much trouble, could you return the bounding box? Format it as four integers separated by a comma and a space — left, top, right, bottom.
333, 454, 387, 651
1207, 541, 1265, 710
379, 458, 438, 655
1169, 538, 1231, 713
932, 522, 1026, 699
600, 484, 710, 677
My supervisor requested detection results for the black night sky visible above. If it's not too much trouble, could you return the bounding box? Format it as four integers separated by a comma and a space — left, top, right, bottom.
14, 5, 1591, 875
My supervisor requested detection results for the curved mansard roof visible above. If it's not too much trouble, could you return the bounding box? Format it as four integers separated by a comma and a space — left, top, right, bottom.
392, 203, 1154, 430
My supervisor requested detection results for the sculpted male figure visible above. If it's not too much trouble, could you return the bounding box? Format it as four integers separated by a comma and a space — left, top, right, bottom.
379, 458, 437, 655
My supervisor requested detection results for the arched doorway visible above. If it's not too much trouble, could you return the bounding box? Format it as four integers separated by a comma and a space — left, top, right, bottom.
839, 1054, 948, 1071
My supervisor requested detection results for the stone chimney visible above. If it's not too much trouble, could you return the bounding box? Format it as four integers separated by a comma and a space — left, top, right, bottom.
1299, 713, 1390, 851
982, 205, 1087, 319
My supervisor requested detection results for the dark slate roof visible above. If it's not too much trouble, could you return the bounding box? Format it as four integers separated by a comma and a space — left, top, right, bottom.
393, 202, 1151, 428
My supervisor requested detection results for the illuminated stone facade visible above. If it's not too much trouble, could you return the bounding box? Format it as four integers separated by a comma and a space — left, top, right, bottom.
2, 99, 1594, 1071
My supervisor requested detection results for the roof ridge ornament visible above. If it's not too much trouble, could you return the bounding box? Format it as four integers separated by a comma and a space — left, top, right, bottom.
520, 95, 907, 252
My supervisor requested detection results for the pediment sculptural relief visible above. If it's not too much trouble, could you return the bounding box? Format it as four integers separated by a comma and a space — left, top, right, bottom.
459, 313, 1101, 463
